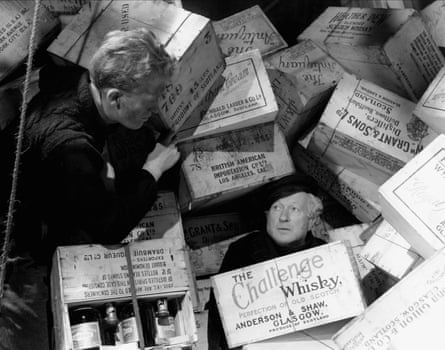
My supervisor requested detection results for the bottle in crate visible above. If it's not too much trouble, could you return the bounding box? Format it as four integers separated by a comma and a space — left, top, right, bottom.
154, 298, 177, 345
102, 302, 122, 346
69, 306, 103, 350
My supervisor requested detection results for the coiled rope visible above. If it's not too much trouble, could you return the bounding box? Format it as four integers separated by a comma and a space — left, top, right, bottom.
0, 0, 42, 300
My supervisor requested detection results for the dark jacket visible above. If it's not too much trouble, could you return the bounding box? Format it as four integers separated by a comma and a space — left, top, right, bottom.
206, 230, 325, 350
13, 67, 158, 257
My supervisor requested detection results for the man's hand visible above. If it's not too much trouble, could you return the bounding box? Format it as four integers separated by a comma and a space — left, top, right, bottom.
142, 142, 180, 181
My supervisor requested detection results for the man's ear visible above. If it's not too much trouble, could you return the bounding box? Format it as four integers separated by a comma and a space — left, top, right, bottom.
105, 88, 122, 109
306, 194, 323, 230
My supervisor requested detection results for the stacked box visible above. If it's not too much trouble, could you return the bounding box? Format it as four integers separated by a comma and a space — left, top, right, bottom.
47, 0, 225, 133
413, 66, 445, 134
265, 40, 344, 142
183, 212, 246, 249
0, 1, 58, 83
123, 191, 185, 243
293, 144, 381, 223
327, 224, 397, 304
361, 219, 424, 279
196, 278, 212, 312
189, 232, 250, 277
304, 72, 437, 185
333, 248, 445, 350
213, 5, 287, 57
379, 134, 445, 258
194, 310, 209, 350
178, 122, 295, 212
211, 241, 366, 348
243, 320, 347, 349
421, 1, 445, 55
175, 50, 278, 140
51, 239, 198, 350
298, 7, 444, 100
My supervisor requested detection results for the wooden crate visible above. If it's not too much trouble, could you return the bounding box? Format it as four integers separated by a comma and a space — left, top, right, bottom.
189, 232, 250, 277
0, 1, 58, 83
421, 1, 445, 56
51, 239, 198, 350
211, 241, 366, 348
212, 5, 287, 57
243, 320, 347, 349
123, 191, 184, 244
293, 144, 381, 223
183, 212, 247, 249
413, 65, 445, 134
298, 6, 444, 100
361, 219, 424, 280
304, 72, 437, 185
47, 0, 225, 134
177, 121, 295, 212
333, 248, 445, 350
327, 224, 397, 304
265, 40, 344, 112
175, 49, 278, 141
379, 133, 445, 258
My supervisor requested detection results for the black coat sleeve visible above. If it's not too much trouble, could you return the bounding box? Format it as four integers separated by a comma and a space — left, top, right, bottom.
43, 139, 158, 245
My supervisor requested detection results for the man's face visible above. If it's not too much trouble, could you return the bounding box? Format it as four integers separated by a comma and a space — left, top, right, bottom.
266, 192, 311, 247
103, 73, 166, 130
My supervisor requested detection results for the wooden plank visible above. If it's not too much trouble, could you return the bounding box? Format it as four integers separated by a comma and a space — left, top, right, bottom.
213, 5, 287, 57
211, 241, 366, 348
298, 7, 444, 100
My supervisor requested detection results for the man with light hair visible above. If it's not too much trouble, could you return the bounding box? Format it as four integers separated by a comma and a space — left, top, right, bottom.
16, 28, 179, 253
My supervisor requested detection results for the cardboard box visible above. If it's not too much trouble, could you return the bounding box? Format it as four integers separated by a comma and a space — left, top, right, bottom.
213, 5, 287, 57
190, 232, 250, 277
379, 133, 445, 258
361, 219, 424, 279
413, 66, 445, 134
123, 191, 184, 243
194, 310, 209, 350
0, 1, 58, 83
304, 72, 437, 185
211, 241, 366, 348
298, 7, 445, 100
196, 279, 212, 312
183, 212, 247, 249
243, 320, 347, 349
47, 0, 225, 133
327, 224, 397, 304
293, 145, 381, 223
178, 122, 295, 212
176, 49, 278, 140
333, 248, 445, 350
51, 239, 198, 350
421, 1, 445, 56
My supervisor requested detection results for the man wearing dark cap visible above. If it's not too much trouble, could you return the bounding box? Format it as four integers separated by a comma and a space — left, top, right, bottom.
206, 175, 325, 350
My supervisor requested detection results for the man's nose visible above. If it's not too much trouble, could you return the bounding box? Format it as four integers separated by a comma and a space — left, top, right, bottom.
279, 208, 290, 221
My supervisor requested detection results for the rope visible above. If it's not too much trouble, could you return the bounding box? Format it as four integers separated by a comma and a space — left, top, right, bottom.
0, 0, 42, 299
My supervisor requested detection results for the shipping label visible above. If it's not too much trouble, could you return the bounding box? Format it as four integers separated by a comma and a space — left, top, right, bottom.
58, 240, 189, 302
212, 241, 365, 347
213, 5, 287, 57
179, 123, 294, 199
391, 148, 445, 244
